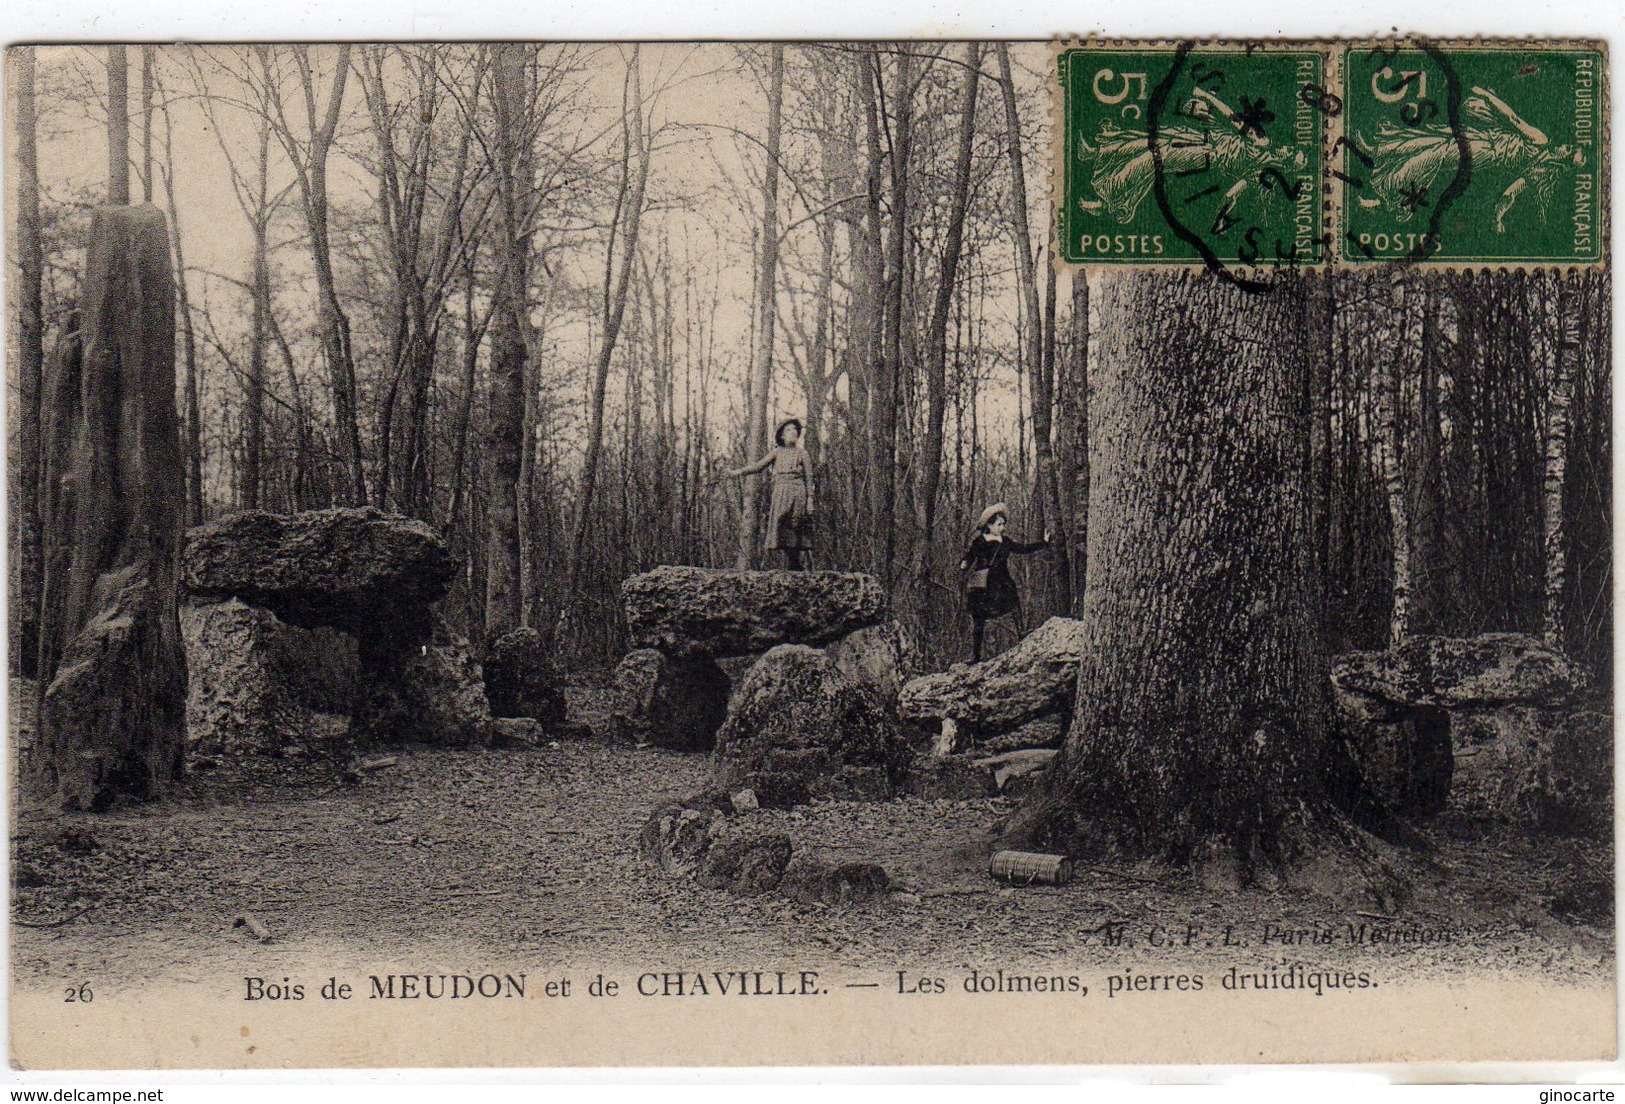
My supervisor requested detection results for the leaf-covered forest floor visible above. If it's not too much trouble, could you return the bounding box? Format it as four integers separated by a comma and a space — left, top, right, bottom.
9, 679, 1614, 995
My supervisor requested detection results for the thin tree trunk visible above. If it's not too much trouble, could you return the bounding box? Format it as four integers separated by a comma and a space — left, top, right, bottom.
484, 42, 533, 641
1407, 288, 1444, 634
876, 47, 913, 582
140, 47, 154, 203
570, 47, 649, 587
156, 86, 204, 526
14, 49, 46, 676
242, 119, 270, 510
1378, 273, 1412, 645
852, 47, 885, 564
736, 44, 786, 569
264, 44, 365, 504
1056, 271, 1090, 612
996, 41, 1068, 613
1542, 279, 1581, 646
1307, 273, 1336, 650
918, 42, 980, 573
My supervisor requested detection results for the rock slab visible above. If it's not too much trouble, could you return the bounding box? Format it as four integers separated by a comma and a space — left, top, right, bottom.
183, 507, 455, 641
1332, 633, 1575, 710
623, 566, 888, 658
181, 599, 310, 754
352, 615, 493, 746
1330, 634, 1593, 825
483, 627, 567, 723
712, 644, 906, 807
613, 648, 731, 752
900, 617, 1086, 734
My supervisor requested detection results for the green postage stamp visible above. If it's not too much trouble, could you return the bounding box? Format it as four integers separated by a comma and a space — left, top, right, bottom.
1056, 44, 1327, 267
1056, 40, 1607, 269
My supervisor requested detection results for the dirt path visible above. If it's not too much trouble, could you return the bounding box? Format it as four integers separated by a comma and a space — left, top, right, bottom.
11, 705, 1613, 995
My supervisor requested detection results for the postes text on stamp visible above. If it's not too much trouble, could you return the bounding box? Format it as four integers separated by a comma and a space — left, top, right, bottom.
1057, 43, 1327, 272
1336, 43, 1604, 265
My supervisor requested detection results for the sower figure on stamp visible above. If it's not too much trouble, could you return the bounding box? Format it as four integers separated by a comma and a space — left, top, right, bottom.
960, 503, 1049, 662
722, 418, 815, 570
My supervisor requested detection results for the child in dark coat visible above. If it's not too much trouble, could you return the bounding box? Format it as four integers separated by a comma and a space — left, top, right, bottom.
960, 502, 1049, 662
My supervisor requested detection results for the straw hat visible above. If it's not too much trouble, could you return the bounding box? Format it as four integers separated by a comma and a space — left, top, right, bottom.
972, 502, 1008, 534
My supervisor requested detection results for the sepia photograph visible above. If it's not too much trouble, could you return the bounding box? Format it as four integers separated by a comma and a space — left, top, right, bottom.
2, 36, 1614, 1071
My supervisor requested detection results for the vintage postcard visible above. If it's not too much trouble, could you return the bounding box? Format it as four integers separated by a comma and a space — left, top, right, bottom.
4, 38, 1614, 1071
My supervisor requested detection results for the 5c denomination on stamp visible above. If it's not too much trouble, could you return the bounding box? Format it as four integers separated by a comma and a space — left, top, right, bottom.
1057, 42, 1328, 273
1338, 42, 1606, 265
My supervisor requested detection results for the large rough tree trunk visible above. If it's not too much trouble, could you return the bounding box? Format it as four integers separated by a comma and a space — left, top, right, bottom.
33, 206, 187, 810
1011, 270, 1399, 901
14, 48, 46, 676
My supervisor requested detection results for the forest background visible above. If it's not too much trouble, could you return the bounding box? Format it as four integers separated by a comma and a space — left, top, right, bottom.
6, 43, 1611, 686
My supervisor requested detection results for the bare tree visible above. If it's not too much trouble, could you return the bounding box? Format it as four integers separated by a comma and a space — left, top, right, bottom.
13, 48, 46, 674
257, 44, 367, 504
569, 46, 651, 588
917, 42, 980, 572
734, 44, 786, 569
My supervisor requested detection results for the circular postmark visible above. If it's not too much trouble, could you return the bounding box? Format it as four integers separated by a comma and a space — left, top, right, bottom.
1145, 41, 1328, 292
1333, 40, 1471, 267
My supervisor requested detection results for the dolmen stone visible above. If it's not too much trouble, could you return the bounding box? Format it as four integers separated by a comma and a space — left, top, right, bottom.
1332, 633, 1575, 710
483, 627, 566, 724
824, 620, 910, 708
183, 507, 456, 641
900, 617, 1086, 742
1330, 633, 1586, 825
712, 644, 907, 807
180, 599, 311, 755
613, 648, 730, 752
352, 613, 493, 746
623, 566, 888, 658
182, 507, 492, 748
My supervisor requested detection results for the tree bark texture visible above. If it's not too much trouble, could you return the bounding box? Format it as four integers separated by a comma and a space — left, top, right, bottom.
106, 46, 130, 205
735, 44, 785, 569
14, 49, 46, 675
34, 206, 187, 810
1019, 270, 1396, 899
1542, 277, 1580, 646
484, 42, 532, 641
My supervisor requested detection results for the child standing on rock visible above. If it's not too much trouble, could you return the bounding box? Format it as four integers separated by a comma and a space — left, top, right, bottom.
722, 418, 815, 570
960, 502, 1049, 662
